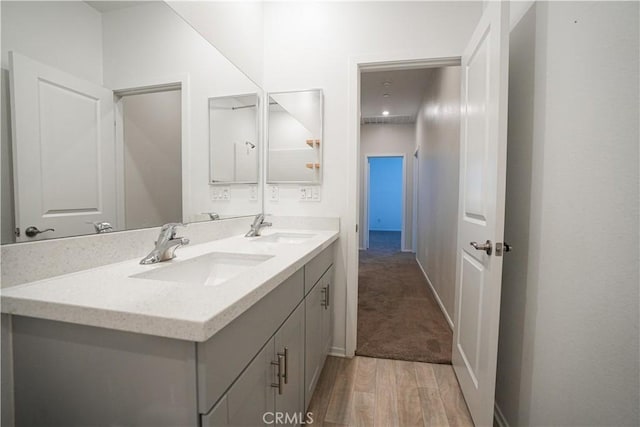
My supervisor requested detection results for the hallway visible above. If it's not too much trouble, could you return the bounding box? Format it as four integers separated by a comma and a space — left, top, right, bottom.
356, 231, 452, 364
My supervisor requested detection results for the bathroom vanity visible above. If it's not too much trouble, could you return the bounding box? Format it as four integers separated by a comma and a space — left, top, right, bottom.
1, 228, 338, 426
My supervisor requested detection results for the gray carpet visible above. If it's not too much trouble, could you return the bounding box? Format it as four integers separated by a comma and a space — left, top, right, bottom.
356, 231, 452, 364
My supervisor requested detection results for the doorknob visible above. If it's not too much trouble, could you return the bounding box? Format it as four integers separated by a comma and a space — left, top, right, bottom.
470, 240, 492, 255
25, 226, 55, 238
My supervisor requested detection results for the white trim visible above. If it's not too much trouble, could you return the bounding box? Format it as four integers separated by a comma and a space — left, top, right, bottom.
111, 73, 191, 225
347, 52, 461, 357
412, 148, 419, 253
415, 257, 454, 330
364, 159, 370, 249
494, 402, 510, 427
328, 346, 346, 358
363, 154, 407, 251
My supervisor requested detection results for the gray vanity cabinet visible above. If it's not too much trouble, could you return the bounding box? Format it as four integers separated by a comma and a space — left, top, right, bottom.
304, 265, 334, 410
274, 302, 306, 418
202, 303, 305, 427
10, 243, 335, 427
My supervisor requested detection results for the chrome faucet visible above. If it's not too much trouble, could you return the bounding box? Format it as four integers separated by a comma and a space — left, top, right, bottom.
88, 221, 113, 234
140, 223, 190, 265
245, 214, 272, 237
203, 212, 220, 221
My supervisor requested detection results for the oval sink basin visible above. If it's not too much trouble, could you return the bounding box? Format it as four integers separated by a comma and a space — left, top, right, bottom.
131, 252, 273, 287
253, 232, 315, 244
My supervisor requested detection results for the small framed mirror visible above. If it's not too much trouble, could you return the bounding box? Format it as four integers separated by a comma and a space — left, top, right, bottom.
209, 93, 259, 184
267, 89, 323, 184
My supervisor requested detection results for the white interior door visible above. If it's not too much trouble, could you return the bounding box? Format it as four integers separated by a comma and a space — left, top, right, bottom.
452, 2, 509, 426
9, 52, 117, 242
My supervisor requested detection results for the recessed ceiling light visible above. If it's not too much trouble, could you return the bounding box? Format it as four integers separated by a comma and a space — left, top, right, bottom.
383, 93, 390, 98
382, 111, 390, 116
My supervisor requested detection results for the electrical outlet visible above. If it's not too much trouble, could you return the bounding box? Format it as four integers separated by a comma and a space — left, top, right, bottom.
249, 185, 258, 201
210, 187, 220, 200
270, 185, 279, 201
222, 188, 230, 200
299, 187, 307, 200
311, 186, 321, 201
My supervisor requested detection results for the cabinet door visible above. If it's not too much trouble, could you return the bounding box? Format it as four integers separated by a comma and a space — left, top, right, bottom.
227, 338, 275, 426
321, 265, 334, 361
275, 302, 305, 422
304, 280, 323, 410
201, 395, 228, 427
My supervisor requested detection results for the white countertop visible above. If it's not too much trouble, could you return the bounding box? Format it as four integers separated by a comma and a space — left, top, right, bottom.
1, 228, 339, 342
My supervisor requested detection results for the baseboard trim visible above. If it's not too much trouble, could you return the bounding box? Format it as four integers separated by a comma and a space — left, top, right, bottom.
415, 258, 454, 330
401, 248, 414, 253
328, 346, 346, 357
494, 402, 509, 427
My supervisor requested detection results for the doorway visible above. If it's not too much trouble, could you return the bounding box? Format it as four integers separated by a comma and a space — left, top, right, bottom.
365, 155, 404, 252
356, 67, 458, 365
115, 85, 183, 230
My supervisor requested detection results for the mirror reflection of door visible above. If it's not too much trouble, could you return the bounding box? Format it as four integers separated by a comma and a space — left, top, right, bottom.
7, 52, 117, 243
121, 89, 182, 230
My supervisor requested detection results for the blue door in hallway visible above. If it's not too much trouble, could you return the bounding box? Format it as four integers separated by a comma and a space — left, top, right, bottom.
368, 156, 403, 249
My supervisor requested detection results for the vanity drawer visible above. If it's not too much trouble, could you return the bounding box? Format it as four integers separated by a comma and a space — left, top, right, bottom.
304, 244, 334, 295
196, 268, 304, 414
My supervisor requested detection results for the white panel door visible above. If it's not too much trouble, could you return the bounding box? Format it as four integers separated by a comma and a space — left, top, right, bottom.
452, 2, 509, 426
9, 52, 117, 242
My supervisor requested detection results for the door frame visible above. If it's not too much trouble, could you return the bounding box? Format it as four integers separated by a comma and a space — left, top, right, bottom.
412, 148, 419, 253
346, 54, 460, 358
112, 74, 190, 230
363, 154, 406, 251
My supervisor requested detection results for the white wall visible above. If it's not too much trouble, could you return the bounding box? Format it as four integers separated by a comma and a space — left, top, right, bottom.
414, 66, 461, 324
359, 124, 415, 251
166, 1, 264, 87
496, 2, 639, 425
101, 2, 261, 221
123, 90, 182, 230
1, 70, 14, 245
263, 1, 483, 354
0, 1, 103, 84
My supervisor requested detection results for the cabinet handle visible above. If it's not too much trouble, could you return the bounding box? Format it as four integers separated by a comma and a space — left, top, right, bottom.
322, 284, 330, 309
278, 347, 289, 384
326, 284, 330, 309
271, 354, 284, 395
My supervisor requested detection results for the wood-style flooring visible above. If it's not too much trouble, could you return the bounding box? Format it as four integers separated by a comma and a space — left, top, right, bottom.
307, 356, 474, 427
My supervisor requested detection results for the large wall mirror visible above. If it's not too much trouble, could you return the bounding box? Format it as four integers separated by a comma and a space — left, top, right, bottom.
1, 1, 263, 244
209, 94, 259, 184
267, 89, 323, 184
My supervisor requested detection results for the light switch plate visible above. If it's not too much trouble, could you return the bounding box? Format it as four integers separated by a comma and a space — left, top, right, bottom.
299, 186, 321, 202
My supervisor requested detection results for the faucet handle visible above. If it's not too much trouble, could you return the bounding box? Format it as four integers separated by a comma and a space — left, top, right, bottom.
160, 223, 186, 238
161, 222, 185, 231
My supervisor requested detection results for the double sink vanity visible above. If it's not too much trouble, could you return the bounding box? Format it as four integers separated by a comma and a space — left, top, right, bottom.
0, 2, 334, 425
1, 220, 338, 426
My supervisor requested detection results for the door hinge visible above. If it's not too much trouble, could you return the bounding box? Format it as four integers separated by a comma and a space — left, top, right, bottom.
355, 224, 358, 233
15, 227, 20, 237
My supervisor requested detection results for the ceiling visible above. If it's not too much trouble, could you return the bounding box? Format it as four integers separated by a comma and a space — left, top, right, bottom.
361, 68, 432, 123
85, 1, 148, 13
